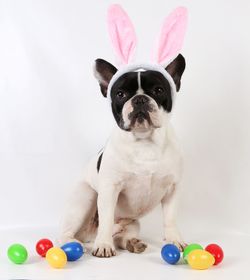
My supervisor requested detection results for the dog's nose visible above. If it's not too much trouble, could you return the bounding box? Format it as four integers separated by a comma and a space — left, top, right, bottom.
132, 95, 149, 106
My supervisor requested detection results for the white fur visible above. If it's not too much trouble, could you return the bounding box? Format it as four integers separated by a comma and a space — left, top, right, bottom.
60, 110, 186, 256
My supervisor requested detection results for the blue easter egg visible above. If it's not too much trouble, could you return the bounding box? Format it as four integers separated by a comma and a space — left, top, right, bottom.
61, 242, 84, 261
161, 244, 180, 265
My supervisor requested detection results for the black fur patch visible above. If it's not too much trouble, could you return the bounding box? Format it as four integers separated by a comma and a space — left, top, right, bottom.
165, 54, 186, 92
111, 72, 139, 130
140, 71, 172, 112
95, 59, 117, 97
97, 152, 103, 172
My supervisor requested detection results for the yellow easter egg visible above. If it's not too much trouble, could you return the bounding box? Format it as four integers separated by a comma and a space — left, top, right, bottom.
187, 249, 215, 270
46, 247, 67, 269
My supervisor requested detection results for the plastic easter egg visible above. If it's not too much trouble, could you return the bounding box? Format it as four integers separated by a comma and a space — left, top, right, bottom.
7, 244, 28, 264
187, 249, 215, 270
161, 244, 180, 264
61, 242, 84, 261
183, 243, 203, 260
205, 244, 224, 265
46, 247, 67, 269
36, 238, 54, 257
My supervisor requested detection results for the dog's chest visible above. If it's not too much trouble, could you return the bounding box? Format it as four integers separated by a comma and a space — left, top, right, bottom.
111, 130, 182, 219
116, 171, 174, 218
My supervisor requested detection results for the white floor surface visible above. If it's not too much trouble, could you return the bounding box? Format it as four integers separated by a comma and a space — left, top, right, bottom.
0, 227, 249, 280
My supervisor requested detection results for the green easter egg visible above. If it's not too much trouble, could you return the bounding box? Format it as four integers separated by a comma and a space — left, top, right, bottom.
183, 243, 203, 260
8, 244, 28, 264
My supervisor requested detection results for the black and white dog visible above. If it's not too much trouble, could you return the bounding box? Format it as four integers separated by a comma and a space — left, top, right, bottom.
60, 5, 188, 257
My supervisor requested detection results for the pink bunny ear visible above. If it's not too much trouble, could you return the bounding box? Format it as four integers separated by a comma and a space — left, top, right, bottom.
156, 7, 188, 65
107, 4, 137, 64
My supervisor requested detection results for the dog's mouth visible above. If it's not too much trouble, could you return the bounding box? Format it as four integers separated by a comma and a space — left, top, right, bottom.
129, 110, 152, 127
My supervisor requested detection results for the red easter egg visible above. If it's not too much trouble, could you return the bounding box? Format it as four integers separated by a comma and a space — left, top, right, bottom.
36, 238, 54, 257
205, 244, 224, 265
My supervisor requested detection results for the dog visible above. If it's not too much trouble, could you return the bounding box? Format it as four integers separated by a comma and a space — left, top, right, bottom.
60, 5, 188, 258
60, 53, 187, 257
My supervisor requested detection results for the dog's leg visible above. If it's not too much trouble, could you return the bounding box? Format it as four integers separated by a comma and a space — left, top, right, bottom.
114, 220, 147, 254
92, 184, 120, 257
161, 183, 187, 251
59, 182, 97, 244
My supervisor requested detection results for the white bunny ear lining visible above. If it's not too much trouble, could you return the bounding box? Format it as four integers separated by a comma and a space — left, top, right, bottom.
107, 4, 188, 67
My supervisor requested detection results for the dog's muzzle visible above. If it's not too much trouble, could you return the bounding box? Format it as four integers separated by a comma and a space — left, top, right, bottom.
129, 95, 153, 125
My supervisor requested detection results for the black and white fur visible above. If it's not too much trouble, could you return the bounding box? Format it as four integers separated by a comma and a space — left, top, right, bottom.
60, 54, 186, 257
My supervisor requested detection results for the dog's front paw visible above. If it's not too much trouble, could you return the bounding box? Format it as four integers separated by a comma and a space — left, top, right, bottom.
164, 226, 187, 252
164, 237, 187, 252
92, 242, 116, 258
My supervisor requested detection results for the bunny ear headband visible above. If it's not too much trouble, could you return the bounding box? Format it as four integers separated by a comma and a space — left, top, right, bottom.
106, 4, 188, 100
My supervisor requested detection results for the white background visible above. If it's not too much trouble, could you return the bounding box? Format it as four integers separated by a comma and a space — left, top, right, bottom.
0, 0, 250, 279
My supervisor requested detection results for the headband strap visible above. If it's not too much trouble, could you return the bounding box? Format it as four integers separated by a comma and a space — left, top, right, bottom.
107, 63, 176, 102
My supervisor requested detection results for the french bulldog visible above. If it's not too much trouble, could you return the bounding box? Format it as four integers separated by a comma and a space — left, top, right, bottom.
60, 54, 187, 257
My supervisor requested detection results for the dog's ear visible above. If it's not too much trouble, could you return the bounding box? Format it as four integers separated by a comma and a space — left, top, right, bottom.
94, 59, 117, 97
165, 54, 186, 92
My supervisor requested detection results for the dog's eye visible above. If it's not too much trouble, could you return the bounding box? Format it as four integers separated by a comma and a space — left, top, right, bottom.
153, 87, 164, 95
116, 91, 126, 98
